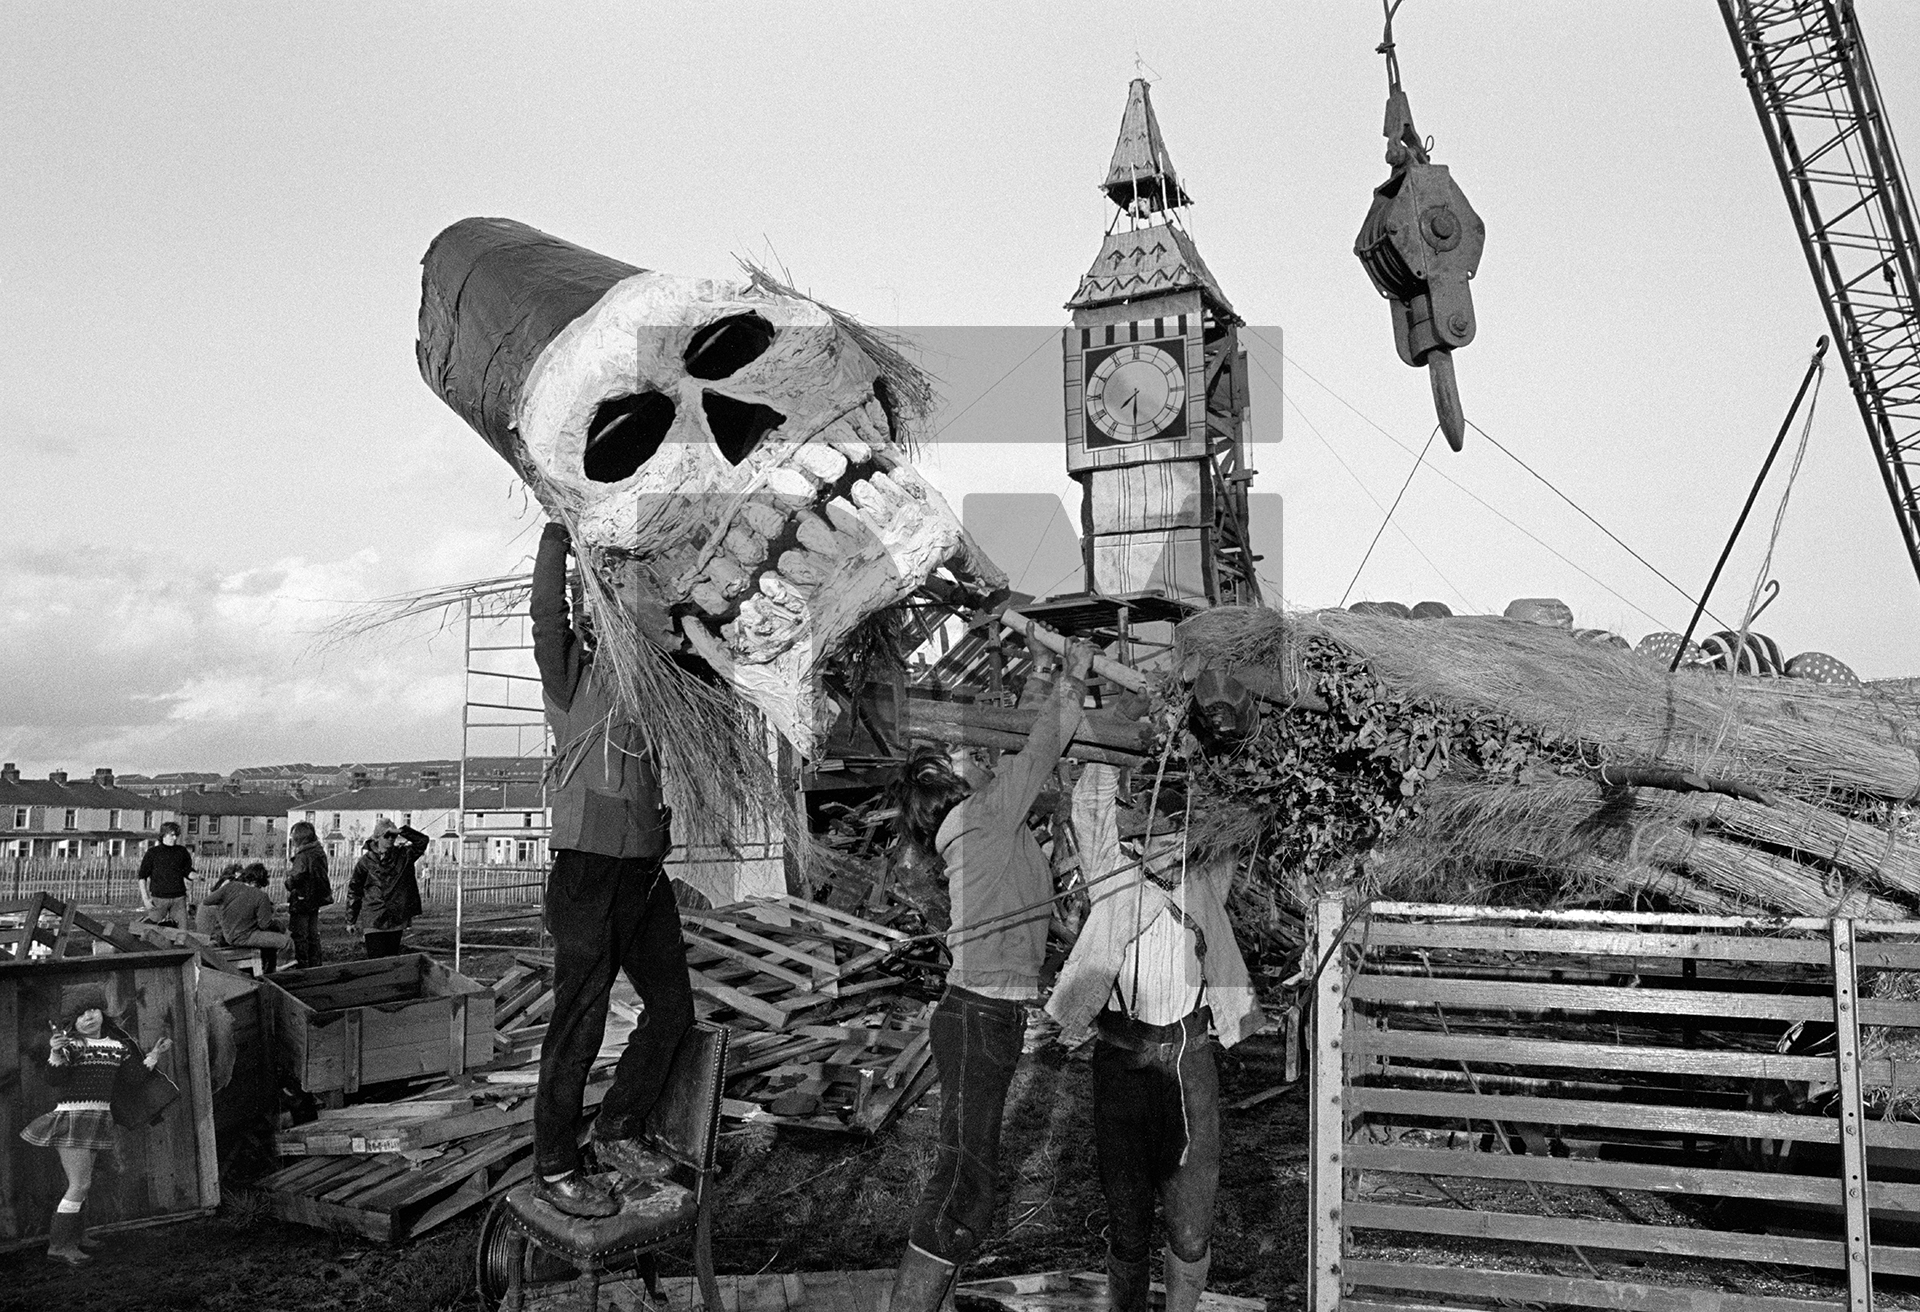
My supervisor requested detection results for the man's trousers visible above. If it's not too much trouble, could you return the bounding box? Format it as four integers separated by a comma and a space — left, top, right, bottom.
533, 849, 693, 1177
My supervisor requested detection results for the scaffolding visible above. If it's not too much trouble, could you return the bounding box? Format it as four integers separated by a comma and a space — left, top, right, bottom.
454, 593, 552, 970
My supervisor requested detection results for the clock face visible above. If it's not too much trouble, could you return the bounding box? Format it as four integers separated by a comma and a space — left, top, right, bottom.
1083, 340, 1187, 446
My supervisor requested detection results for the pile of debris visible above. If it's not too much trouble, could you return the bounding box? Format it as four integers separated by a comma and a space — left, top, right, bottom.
240, 892, 938, 1243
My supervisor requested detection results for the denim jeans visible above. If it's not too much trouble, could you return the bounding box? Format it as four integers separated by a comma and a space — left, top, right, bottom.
533, 850, 693, 1176
908, 985, 1028, 1262
289, 910, 322, 969
1092, 1007, 1220, 1263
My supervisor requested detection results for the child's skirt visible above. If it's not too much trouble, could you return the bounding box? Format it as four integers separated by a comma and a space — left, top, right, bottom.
20, 1101, 116, 1151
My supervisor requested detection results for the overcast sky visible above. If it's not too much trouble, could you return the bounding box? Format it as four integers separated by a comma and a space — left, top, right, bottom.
5, 2, 1919, 777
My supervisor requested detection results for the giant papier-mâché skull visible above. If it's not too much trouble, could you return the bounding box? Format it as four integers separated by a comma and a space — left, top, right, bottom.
417, 218, 1001, 752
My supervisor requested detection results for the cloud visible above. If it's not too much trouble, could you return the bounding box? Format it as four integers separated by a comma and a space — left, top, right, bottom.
0, 542, 481, 775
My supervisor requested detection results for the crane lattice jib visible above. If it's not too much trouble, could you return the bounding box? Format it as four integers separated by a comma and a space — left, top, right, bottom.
1721, 0, 1920, 589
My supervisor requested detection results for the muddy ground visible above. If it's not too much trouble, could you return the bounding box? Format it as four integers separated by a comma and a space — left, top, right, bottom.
0, 906, 1308, 1312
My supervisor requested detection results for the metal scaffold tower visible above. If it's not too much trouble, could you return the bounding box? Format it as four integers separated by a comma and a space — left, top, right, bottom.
453, 592, 553, 970
1722, 0, 1920, 588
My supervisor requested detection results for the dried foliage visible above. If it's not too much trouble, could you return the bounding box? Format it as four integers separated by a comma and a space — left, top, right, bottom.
1178, 606, 1920, 920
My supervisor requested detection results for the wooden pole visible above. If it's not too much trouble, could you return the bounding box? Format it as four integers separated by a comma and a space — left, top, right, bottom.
998, 611, 1149, 693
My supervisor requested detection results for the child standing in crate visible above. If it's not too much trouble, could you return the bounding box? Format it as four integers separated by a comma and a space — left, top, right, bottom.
21, 984, 172, 1265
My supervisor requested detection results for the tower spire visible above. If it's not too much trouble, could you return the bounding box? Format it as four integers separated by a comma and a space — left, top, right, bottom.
1101, 78, 1192, 215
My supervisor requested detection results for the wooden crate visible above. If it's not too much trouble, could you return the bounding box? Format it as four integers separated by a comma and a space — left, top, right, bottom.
264, 954, 494, 1098
0, 950, 219, 1248
1308, 898, 1920, 1312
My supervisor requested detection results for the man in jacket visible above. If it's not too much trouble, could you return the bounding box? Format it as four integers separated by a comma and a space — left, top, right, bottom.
1046, 764, 1260, 1312
212, 863, 295, 971
529, 520, 693, 1219
886, 641, 1096, 1312
137, 823, 195, 929
285, 821, 332, 968
345, 819, 427, 958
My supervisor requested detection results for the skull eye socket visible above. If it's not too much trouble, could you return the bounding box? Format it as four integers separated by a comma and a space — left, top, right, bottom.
583, 391, 676, 483
703, 391, 787, 466
684, 313, 776, 381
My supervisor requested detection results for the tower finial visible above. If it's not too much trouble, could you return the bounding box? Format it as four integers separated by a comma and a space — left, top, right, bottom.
1101, 78, 1191, 216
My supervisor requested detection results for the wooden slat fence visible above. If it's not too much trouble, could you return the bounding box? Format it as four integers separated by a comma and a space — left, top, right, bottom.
1310, 898, 1920, 1312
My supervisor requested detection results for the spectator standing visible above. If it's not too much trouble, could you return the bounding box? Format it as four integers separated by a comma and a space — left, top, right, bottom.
136, 824, 194, 930
284, 821, 332, 968
346, 819, 426, 958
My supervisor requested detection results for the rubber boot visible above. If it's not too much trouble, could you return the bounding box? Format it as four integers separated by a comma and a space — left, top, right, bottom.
1162, 1245, 1211, 1312
889, 1242, 958, 1312
46, 1210, 91, 1266
76, 1202, 103, 1252
1106, 1251, 1152, 1312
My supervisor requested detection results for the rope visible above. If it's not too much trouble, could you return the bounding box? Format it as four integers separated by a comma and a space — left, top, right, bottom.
1736, 362, 1824, 657
1340, 426, 1438, 606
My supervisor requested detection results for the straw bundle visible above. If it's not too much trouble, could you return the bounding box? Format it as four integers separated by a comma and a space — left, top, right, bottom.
1295, 610, 1920, 804
1366, 776, 1910, 919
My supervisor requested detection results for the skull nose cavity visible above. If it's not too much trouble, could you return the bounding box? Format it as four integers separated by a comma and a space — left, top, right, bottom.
583, 391, 676, 483
703, 391, 787, 466
684, 312, 776, 380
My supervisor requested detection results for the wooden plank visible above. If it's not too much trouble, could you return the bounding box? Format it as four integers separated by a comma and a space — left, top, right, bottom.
1360, 922, 1831, 964
682, 914, 840, 977
448, 994, 467, 1078
1347, 974, 1834, 1022
1346, 1201, 1851, 1270
1349, 1026, 1846, 1083
1310, 896, 1346, 1312
1342, 1264, 1844, 1312
690, 968, 789, 1029
343, 1007, 362, 1094
772, 896, 908, 945
1345, 1143, 1865, 1207
1366, 902, 1833, 931
1349, 1087, 1920, 1150
683, 926, 822, 992
1829, 918, 1873, 1312
315, 1098, 474, 1121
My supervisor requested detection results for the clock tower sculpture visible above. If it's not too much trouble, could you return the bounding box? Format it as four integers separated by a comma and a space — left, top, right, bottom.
1064, 79, 1261, 608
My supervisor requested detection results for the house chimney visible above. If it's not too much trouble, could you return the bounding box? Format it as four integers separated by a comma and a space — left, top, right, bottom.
195, 782, 208, 794
421, 769, 441, 791
0, 763, 17, 784
93, 768, 114, 788
48, 770, 67, 785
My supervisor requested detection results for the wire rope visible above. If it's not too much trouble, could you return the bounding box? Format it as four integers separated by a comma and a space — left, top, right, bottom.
1341, 426, 1438, 607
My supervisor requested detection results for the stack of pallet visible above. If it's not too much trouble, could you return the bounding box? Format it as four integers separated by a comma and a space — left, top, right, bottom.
236, 956, 629, 1242
684, 896, 939, 1136
240, 895, 942, 1241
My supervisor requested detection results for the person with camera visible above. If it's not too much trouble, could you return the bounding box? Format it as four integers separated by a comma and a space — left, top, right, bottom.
22, 985, 173, 1264
346, 819, 428, 958
527, 520, 693, 1219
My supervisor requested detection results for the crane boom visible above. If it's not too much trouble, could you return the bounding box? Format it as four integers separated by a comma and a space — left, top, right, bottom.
1720, 0, 1920, 589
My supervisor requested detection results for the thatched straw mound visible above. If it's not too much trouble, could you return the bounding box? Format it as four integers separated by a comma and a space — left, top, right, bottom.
1300, 610, 1920, 805
1178, 606, 1920, 920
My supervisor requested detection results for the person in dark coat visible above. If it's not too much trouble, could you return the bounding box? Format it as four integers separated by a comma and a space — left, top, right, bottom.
284, 821, 332, 968
529, 520, 693, 1219
345, 819, 427, 958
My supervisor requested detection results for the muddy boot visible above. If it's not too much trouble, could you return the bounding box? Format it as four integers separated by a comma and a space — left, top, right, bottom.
46, 1210, 90, 1266
1162, 1245, 1211, 1312
890, 1242, 957, 1312
76, 1203, 103, 1252
1106, 1251, 1151, 1312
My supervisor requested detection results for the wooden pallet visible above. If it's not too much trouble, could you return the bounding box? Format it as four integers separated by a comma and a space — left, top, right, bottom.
239, 1119, 537, 1243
